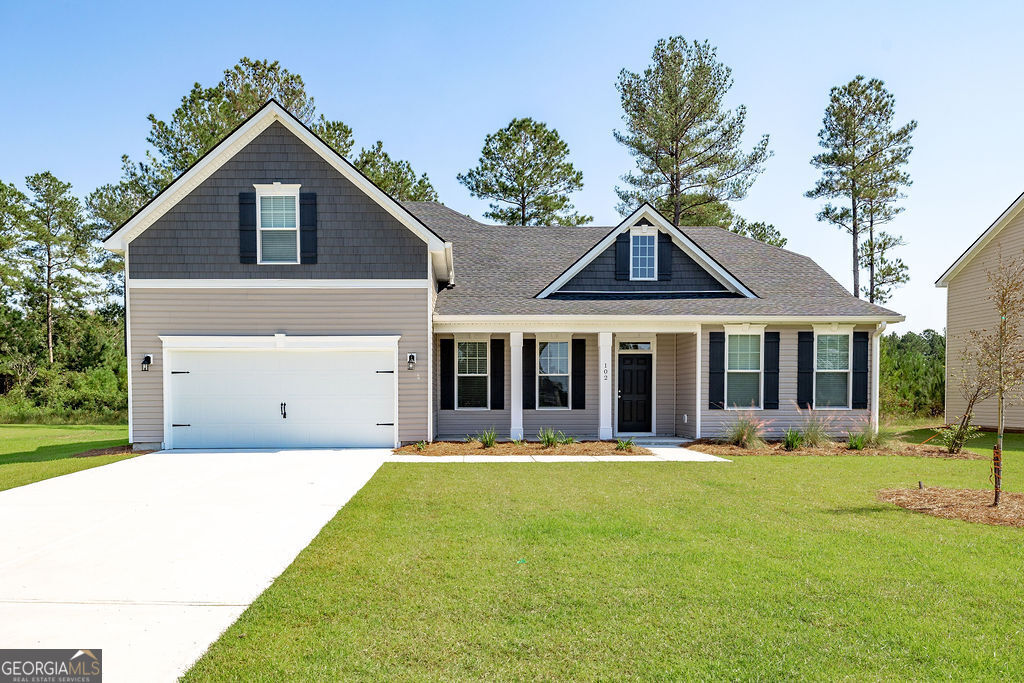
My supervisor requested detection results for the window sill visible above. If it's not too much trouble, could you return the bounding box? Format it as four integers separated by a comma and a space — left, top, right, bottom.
813, 406, 852, 411
535, 406, 571, 411
724, 406, 763, 411
257, 261, 301, 266
454, 407, 490, 411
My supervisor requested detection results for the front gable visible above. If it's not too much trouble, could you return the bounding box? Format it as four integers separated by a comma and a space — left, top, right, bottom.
538, 204, 755, 299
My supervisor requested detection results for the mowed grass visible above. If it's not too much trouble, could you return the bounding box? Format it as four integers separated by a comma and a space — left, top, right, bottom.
900, 425, 1024, 458
187, 454, 1024, 680
0, 424, 131, 491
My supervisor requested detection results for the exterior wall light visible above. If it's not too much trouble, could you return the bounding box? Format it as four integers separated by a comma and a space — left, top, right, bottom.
407, 353, 417, 370
141, 354, 153, 372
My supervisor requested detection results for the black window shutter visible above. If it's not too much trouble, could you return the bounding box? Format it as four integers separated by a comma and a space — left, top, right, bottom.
571, 338, 586, 410
852, 331, 869, 409
490, 338, 505, 410
522, 338, 536, 409
797, 331, 814, 409
764, 332, 780, 410
709, 332, 725, 410
657, 232, 672, 281
615, 233, 630, 280
300, 192, 317, 265
439, 339, 454, 410
239, 192, 257, 264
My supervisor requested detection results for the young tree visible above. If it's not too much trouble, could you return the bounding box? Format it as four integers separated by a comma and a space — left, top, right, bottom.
955, 251, 1024, 504
614, 36, 771, 226
19, 173, 99, 364
859, 161, 911, 303
730, 217, 787, 247
458, 118, 591, 226
354, 141, 438, 202
806, 75, 916, 298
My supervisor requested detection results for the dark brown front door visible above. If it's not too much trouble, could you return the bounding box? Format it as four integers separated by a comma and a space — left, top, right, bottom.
618, 354, 652, 432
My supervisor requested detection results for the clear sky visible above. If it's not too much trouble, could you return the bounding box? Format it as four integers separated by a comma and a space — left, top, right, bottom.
2, 0, 1020, 333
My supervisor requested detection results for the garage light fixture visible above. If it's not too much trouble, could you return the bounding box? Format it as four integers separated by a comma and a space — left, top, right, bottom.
141, 354, 153, 372
407, 353, 417, 370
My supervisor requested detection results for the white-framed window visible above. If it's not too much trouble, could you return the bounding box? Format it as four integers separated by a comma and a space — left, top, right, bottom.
630, 231, 656, 280
537, 339, 570, 409
814, 330, 852, 409
456, 340, 489, 409
725, 330, 762, 409
254, 183, 301, 265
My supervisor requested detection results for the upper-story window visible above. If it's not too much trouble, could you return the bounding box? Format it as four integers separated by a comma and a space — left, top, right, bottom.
255, 183, 301, 264
630, 232, 656, 280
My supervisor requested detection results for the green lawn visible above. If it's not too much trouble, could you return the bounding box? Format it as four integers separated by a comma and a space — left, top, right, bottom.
899, 424, 1024, 458
186, 454, 1024, 680
0, 424, 132, 492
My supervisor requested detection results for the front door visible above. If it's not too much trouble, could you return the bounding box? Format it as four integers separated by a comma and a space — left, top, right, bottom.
617, 354, 652, 432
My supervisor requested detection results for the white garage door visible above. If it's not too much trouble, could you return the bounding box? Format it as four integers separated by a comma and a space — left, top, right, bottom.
167, 348, 396, 449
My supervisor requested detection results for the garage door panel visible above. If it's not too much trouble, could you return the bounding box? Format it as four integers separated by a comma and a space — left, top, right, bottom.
167, 347, 396, 449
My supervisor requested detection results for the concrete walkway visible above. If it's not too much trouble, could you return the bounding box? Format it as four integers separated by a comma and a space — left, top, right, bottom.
387, 446, 730, 463
0, 449, 387, 682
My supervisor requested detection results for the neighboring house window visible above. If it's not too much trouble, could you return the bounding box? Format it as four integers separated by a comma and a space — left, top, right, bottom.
726, 333, 761, 408
456, 341, 488, 409
538, 340, 570, 408
630, 233, 656, 280
255, 184, 301, 264
815, 333, 851, 408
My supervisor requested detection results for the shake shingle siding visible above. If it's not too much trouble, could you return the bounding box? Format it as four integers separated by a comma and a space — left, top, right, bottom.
558, 243, 728, 292
131, 122, 427, 279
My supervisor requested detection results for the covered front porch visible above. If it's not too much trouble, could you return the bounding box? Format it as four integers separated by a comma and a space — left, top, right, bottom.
433, 324, 702, 442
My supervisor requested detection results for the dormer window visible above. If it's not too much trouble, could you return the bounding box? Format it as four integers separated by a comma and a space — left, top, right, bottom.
254, 183, 301, 264
630, 229, 657, 280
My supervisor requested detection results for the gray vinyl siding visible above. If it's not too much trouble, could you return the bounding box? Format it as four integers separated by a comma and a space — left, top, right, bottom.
699, 325, 873, 439
558, 240, 728, 292
675, 333, 697, 438
128, 287, 429, 446
435, 334, 511, 439
523, 334, 599, 437
130, 121, 427, 279
945, 210, 1024, 429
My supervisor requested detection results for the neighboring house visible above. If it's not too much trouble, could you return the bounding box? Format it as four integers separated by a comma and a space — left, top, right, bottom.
103, 100, 903, 450
938, 190, 1024, 429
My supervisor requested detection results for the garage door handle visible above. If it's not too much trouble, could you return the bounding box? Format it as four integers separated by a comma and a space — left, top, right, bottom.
172, 424, 191, 427
376, 422, 394, 426
280, 402, 287, 419
376, 370, 394, 374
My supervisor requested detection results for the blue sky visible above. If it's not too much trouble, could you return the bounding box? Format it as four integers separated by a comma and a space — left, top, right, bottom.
1, 0, 1020, 333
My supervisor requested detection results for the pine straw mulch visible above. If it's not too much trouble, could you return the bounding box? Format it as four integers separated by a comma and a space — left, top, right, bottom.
73, 446, 152, 458
684, 439, 986, 460
393, 441, 652, 456
878, 487, 1024, 528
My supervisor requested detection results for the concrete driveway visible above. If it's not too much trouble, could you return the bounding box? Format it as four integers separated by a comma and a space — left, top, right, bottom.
0, 449, 387, 682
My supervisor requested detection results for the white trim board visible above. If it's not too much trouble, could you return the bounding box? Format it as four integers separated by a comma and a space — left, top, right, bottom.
128, 278, 432, 289
158, 334, 401, 350
101, 100, 453, 282
433, 314, 903, 334
536, 203, 756, 299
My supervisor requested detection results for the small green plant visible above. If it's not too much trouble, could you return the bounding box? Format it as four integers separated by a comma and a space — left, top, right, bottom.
414, 440, 427, 451
538, 427, 559, 447
782, 427, 804, 452
937, 418, 980, 454
475, 428, 497, 448
616, 437, 636, 452
559, 433, 576, 444
511, 438, 525, 447
847, 431, 867, 450
724, 413, 767, 449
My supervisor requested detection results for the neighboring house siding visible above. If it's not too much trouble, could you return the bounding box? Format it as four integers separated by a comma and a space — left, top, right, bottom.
699, 325, 873, 438
130, 122, 427, 279
945, 213, 1024, 428
675, 333, 698, 438
434, 333, 511, 439
558, 240, 728, 292
128, 287, 429, 445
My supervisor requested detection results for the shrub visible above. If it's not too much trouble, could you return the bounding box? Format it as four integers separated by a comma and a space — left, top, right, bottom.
799, 409, 834, 447
616, 437, 635, 452
847, 431, 867, 450
724, 414, 767, 449
937, 417, 980, 454
783, 427, 804, 451
511, 438, 525, 447
476, 428, 497, 448
537, 428, 574, 447
414, 441, 427, 451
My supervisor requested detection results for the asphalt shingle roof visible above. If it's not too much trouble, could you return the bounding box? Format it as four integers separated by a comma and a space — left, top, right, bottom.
402, 201, 902, 320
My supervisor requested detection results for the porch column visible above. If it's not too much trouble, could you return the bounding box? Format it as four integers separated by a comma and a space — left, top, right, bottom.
510, 332, 524, 440
870, 322, 885, 433
694, 328, 702, 439
599, 332, 613, 440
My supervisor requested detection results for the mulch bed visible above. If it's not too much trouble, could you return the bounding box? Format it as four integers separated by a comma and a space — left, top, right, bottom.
393, 441, 652, 456
684, 439, 986, 460
878, 487, 1024, 528
73, 446, 151, 458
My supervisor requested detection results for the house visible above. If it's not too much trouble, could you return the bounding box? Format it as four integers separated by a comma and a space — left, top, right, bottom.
103, 100, 903, 450
937, 189, 1024, 429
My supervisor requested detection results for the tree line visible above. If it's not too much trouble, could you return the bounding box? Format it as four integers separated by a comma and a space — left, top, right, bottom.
0, 45, 923, 422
